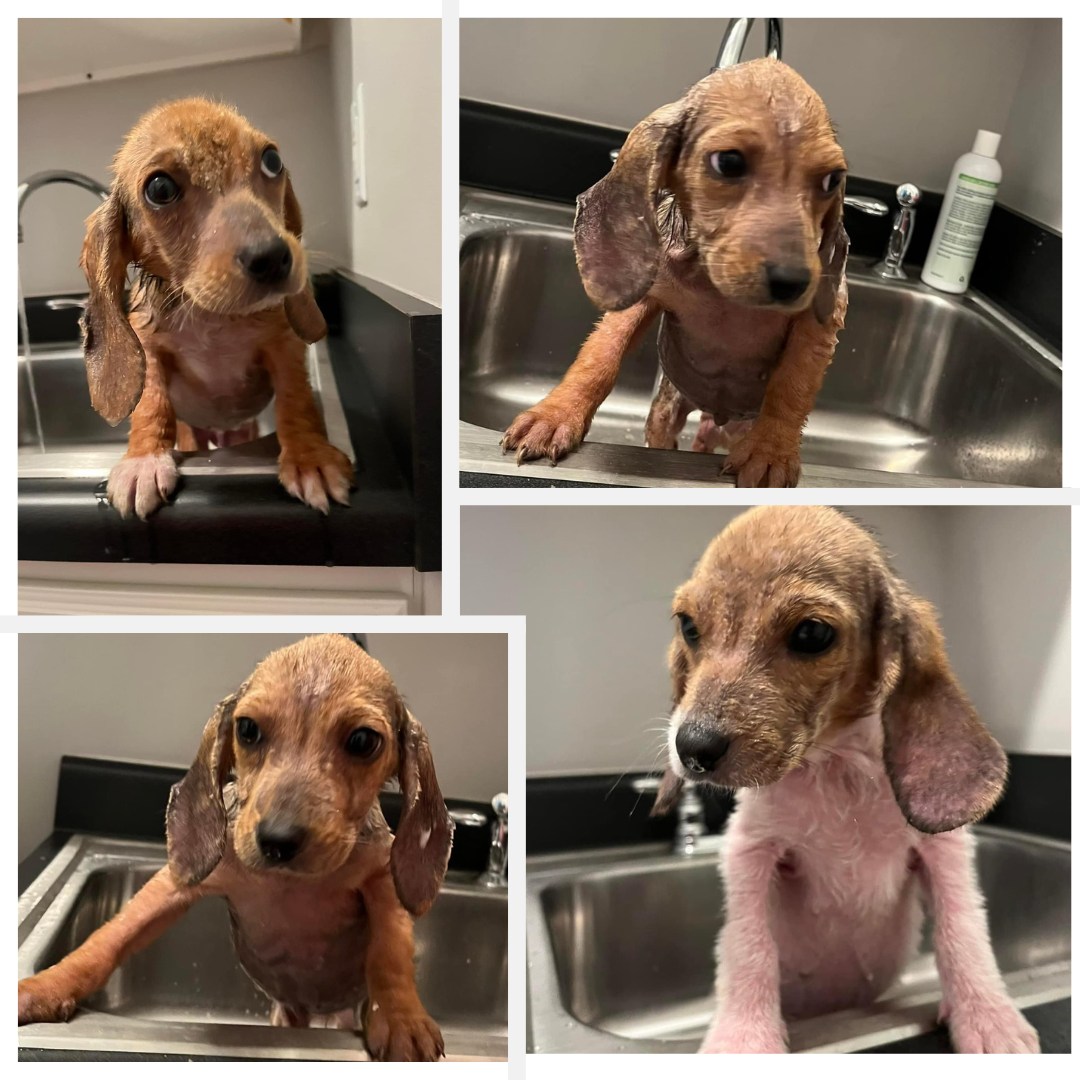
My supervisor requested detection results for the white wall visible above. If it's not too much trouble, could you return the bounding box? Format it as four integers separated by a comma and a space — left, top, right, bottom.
459, 506, 1068, 777
329, 19, 442, 306
18, 633, 507, 860
18, 23, 347, 297
460, 18, 1061, 228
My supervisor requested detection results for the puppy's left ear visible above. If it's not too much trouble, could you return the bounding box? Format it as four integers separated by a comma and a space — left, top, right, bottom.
281, 172, 328, 344
877, 582, 1007, 834
651, 636, 689, 817
812, 180, 849, 326
391, 709, 454, 916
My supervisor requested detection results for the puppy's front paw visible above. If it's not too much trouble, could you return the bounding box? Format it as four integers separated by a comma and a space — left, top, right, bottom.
107, 452, 179, 519
722, 428, 801, 488
501, 404, 587, 465
278, 442, 354, 514
363, 999, 445, 1061
947, 999, 1040, 1053
700, 1015, 788, 1054
18, 974, 78, 1025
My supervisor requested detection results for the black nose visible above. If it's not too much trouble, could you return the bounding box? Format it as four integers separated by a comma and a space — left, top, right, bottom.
675, 722, 731, 775
239, 238, 293, 285
765, 263, 812, 303
256, 819, 306, 864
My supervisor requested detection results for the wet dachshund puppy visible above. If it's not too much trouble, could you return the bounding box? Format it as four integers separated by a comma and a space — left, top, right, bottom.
82, 98, 353, 518
503, 59, 849, 487
18, 636, 453, 1061
656, 507, 1039, 1052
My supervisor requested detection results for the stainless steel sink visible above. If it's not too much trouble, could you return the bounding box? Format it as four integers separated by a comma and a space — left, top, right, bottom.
460, 189, 1061, 487
18, 339, 353, 480
19, 835, 507, 1060
527, 827, 1070, 1053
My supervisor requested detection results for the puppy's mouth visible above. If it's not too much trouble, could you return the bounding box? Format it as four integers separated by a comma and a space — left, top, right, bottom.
667, 718, 806, 790
237, 821, 356, 878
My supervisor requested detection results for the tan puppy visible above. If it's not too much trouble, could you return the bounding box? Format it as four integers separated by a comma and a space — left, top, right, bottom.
82, 98, 353, 517
503, 59, 849, 487
18, 636, 453, 1061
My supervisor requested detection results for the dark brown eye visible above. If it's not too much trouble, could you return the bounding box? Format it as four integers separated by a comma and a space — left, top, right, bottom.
708, 150, 747, 179
260, 147, 283, 179
235, 716, 261, 745
788, 619, 836, 655
677, 613, 700, 647
344, 727, 382, 759
144, 172, 180, 207
821, 170, 845, 194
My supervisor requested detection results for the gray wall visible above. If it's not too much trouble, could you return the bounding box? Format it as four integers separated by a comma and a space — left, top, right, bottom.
18, 634, 508, 860
461, 18, 1061, 229
18, 23, 347, 297
460, 506, 1068, 777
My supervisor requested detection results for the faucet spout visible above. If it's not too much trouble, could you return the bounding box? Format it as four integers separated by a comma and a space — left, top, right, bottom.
18, 170, 110, 243
712, 18, 783, 71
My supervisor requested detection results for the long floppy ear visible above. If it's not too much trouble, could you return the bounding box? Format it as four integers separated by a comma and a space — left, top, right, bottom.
281, 172, 328, 344
812, 180, 849, 326
651, 636, 690, 817
165, 687, 244, 885
79, 194, 146, 424
574, 99, 687, 312
391, 709, 454, 916
877, 583, 1007, 834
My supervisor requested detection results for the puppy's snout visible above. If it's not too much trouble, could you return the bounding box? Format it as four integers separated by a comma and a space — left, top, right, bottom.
764, 262, 812, 303
256, 818, 307, 865
238, 237, 293, 286
676, 722, 731, 775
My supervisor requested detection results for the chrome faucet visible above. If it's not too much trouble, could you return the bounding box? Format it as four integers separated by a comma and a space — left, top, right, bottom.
18, 170, 110, 243
873, 183, 921, 279
632, 775, 707, 856
713, 18, 783, 70
449, 793, 508, 888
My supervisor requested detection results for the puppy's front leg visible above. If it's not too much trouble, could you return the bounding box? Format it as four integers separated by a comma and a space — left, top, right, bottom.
919, 831, 1040, 1053
262, 338, 353, 513
700, 838, 787, 1053
502, 298, 659, 463
360, 867, 444, 1061
107, 349, 179, 519
723, 305, 841, 488
18, 867, 198, 1024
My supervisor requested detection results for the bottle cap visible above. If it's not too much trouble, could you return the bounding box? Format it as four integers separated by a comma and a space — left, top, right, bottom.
972, 130, 1001, 158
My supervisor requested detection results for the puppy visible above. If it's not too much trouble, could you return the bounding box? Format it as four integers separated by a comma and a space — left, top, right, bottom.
502, 59, 848, 487
81, 98, 353, 518
655, 507, 1039, 1053
18, 635, 453, 1061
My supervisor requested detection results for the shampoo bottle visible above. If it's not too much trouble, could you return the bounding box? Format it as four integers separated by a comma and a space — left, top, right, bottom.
921, 130, 1002, 294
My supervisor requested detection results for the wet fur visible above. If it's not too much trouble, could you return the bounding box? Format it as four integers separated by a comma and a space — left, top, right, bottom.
80, 98, 352, 518
18, 636, 453, 1061
502, 59, 849, 487
658, 507, 1038, 1053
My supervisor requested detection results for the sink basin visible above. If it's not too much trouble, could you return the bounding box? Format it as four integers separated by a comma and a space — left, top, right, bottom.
460, 190, 1061, 487
18, 339, 353, 480
527, 827, 1070, 1053
19, 836, 507, 1060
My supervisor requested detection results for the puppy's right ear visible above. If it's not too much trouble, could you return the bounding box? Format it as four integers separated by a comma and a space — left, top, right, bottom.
651, 636, 690, 816
574, 99, 687, 312
79, 194, 146, 425
166, 687, 243, 885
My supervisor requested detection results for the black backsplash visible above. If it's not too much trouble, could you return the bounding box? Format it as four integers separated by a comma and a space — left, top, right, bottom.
461, 99, 1061, 350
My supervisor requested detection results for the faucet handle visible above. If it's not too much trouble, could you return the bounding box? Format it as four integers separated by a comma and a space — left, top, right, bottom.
895, 182, 921, 208
873, 183, 921, 280
491, 792, 508, 821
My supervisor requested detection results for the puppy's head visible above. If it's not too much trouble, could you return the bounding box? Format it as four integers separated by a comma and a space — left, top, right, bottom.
575, 59, 847, 321
80, 98, 326, 424
655, 507, 1006, 834
166, 635, 453, 916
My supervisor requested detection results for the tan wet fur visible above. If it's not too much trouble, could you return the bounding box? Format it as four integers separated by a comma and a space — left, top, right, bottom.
80, 98, 352, 518
502, 59, 849, 487
18, 636, 453, 1061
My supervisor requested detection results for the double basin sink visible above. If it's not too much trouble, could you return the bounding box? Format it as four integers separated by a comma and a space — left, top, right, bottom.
527, 827, 1070, 1053
460, 189, 1061, 487
19, 835, 507, 1060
